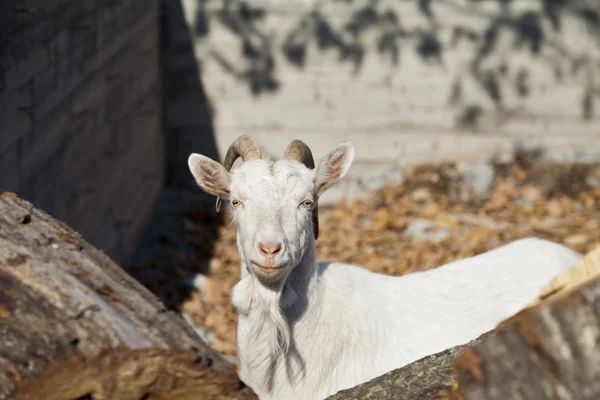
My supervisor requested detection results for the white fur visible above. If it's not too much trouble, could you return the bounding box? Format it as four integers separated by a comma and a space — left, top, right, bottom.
188, 143, 582, 400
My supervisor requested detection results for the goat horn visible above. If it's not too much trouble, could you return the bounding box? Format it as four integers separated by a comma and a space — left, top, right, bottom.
283, 139, 315, 169
216, 135, 262, 212
223, 135, 262, 172
283, 139, 319, 240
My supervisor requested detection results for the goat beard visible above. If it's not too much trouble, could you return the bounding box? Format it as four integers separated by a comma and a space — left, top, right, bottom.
235, 276, 293, 356
253, 283, 291, 355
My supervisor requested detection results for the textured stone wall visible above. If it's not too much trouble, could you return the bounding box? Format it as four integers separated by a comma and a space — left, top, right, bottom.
0, 0, 163, 264
176, 0, 600, 178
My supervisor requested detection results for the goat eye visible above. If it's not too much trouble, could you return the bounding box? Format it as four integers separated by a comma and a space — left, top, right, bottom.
300, 200, 313, 208
231, 200, 242, 208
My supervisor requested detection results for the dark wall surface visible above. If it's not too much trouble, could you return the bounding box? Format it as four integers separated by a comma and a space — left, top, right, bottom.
0, 0, 164, 264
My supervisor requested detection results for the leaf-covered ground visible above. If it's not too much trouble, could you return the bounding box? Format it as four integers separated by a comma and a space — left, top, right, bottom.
130, 157, 600, 365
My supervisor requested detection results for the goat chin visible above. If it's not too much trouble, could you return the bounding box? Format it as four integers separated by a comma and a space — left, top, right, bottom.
231, 237, 581, 400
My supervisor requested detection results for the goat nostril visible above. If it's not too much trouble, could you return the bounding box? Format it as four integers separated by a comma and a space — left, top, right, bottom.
258, 242, 283, 256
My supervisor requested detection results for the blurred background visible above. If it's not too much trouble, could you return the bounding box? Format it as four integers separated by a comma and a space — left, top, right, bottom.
2, 0, 599, 365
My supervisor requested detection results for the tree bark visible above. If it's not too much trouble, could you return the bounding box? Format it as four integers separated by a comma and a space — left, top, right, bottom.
456, 247, 600, 400
0, 192, 256, 399
325, 338, 481, 400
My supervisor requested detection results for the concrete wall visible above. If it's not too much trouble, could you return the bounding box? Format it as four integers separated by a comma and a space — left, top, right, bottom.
161, 0, 220, 204
0, 0, 163, 264
130, 0, 221, 266
174, 0, 600, 193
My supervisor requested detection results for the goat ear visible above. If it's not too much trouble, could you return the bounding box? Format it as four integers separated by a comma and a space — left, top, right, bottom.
314, 142, 355, 196
188, 154, 231, 199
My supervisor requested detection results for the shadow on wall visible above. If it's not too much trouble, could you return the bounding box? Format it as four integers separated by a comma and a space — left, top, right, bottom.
195, 0, 600, 125
128, 0, 223, 310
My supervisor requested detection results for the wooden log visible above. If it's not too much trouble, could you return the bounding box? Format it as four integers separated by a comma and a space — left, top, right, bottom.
527, 246, 600, 308
0, 193, 256, 399
456, 247, 600, 400
325, 338, 481, 400
10, 347, 249, 400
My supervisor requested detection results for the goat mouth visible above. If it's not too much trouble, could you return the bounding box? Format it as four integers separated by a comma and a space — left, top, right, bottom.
256, 265, 279, 274
252, 263, 283, 277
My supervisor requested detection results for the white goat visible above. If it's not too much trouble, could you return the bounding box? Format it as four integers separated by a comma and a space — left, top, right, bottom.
188, 136, 581, 400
